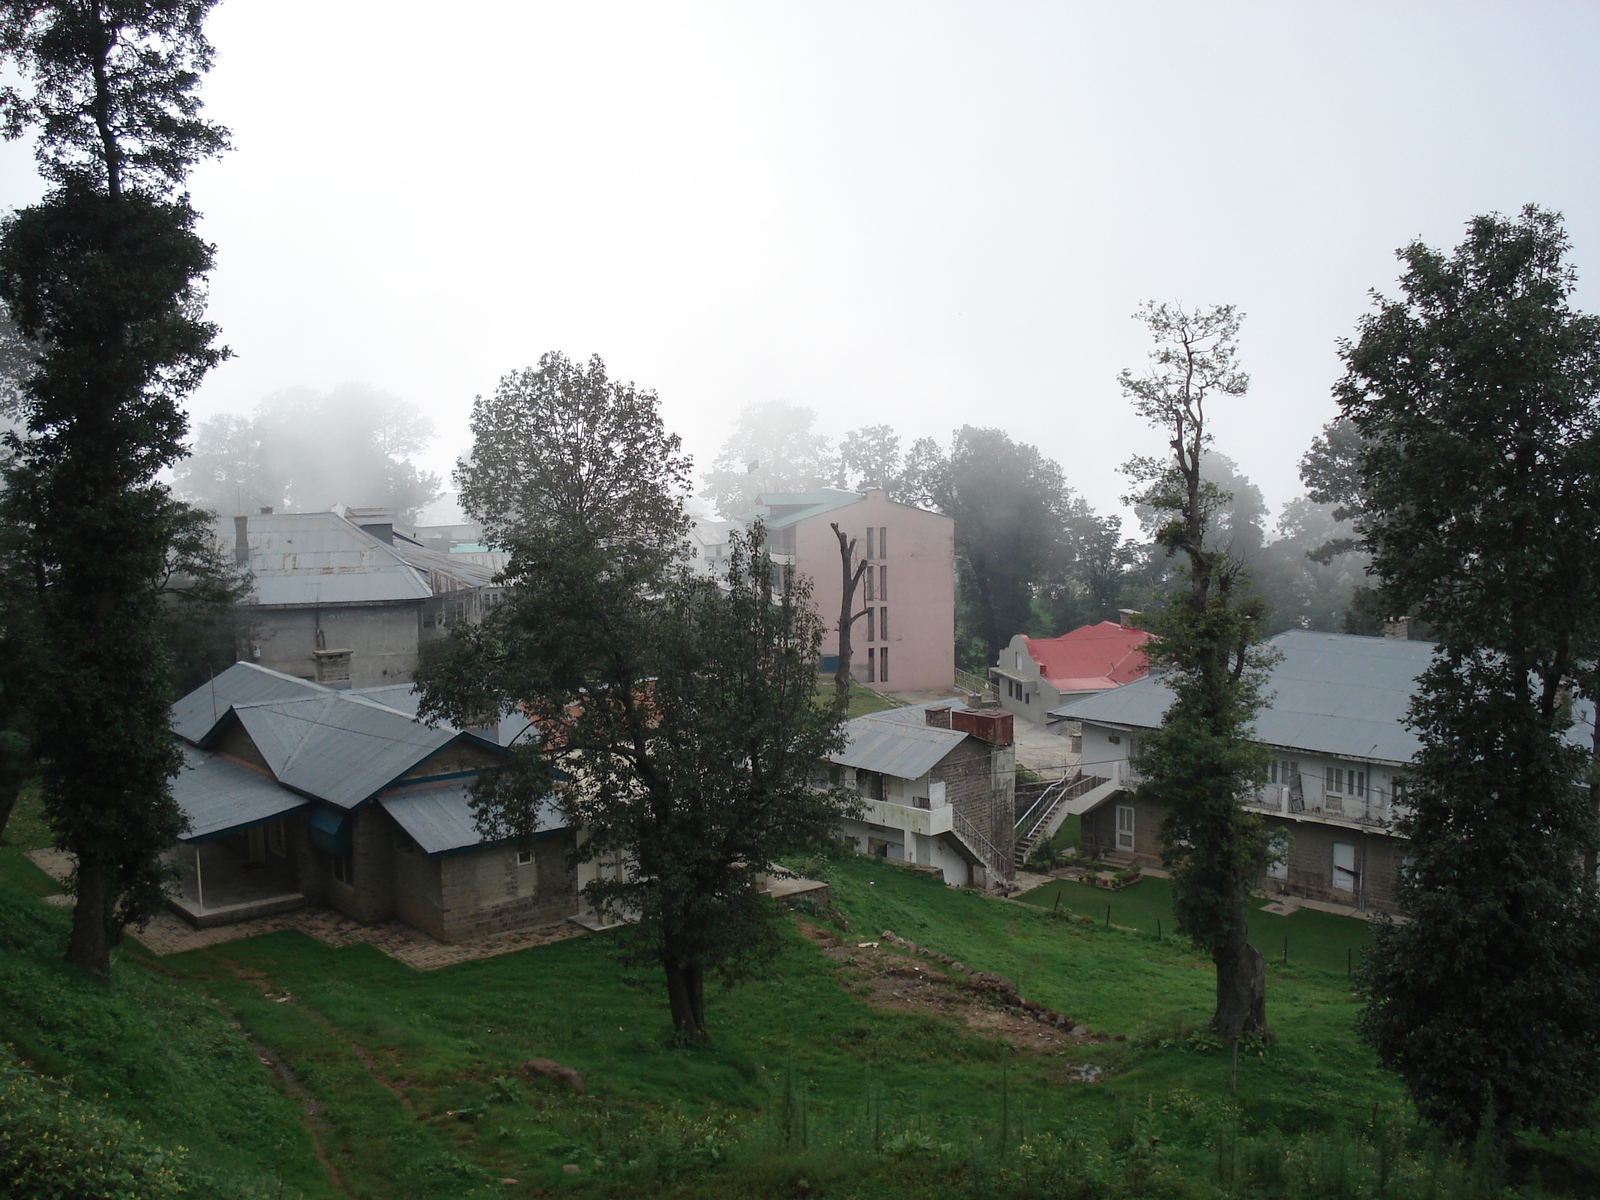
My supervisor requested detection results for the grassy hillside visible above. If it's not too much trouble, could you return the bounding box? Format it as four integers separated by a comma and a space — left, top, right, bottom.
4, 788, 1593, 1197
0, 791, 333, 1199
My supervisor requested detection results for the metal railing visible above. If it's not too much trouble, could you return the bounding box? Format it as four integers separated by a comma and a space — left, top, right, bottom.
1012, 771, 1112, 865
952, 807, 1012, 881
954, 667, 995, 698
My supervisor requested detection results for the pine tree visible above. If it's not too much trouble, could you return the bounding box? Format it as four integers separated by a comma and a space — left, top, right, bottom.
0, 0, 231, 975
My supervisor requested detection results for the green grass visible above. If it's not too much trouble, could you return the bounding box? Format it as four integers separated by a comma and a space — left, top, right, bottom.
1018, 874, 1374, 977
0, 782, 58, 897
3, 805, 1588, 1198
814, 678, 906, 719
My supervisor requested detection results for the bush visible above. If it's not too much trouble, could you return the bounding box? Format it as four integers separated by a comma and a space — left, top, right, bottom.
0, 1047, 220, 1200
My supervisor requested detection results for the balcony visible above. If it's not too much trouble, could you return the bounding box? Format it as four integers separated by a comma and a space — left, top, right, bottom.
855, 796, 954, 837
1245, 780, 1397, 829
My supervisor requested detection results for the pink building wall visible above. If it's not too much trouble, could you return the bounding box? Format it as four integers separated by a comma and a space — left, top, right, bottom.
789, 490, 954, 692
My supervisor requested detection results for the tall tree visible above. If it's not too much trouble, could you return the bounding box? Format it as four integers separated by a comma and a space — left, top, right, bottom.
701, 400, 834, 518
0, 0, 232, 975
1345, 206, 1600, 1142
458, 352, 691, 568
421, 362, 850, 1041
1120, 302, 1275, 1041
903, 427, 1075, 668
835, 424, 904, 496
1251, 499, 1369, 636
174, 385, 442, 522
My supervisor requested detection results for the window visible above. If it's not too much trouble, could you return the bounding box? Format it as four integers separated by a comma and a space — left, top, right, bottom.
517, 848, 534, 866
879, 565, 888, 601
1270, 759, 1300, 785
865, 608, 875, 642
1326, 766, 1344, 794
267, 821, 286, 857
880, 606, 888, 641
858, 770, 885, 801
332, 854, 354, 886
864, 570, 875, 602
880, 647, 888, 682
879, 527, 887, 558
1325, 765, 1368, 796
866, 527, 874, 559
867, 647, 876, 683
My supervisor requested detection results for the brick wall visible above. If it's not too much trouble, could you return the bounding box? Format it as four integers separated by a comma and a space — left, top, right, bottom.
324, 805, 396, 924
1080, 792, 1165, 864
436, 831, 579, 943
933, 739, 1014, 856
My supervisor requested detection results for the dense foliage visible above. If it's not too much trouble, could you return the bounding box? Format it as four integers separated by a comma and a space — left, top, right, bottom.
0, 0, 235, 974
1120, 301, 1275, 1041
423, 360, 851, 1040
1345, 206, 1600, 1141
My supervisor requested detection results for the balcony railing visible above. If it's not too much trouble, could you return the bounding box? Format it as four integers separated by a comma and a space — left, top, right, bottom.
1246, 775, 1399, 828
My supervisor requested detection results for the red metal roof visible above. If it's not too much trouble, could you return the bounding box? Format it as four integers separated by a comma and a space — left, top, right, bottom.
1023, 621, 1151, 694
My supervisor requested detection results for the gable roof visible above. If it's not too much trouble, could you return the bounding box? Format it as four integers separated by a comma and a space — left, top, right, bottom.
1008, 621, 1150, 694
234, 511, 434, 605
1050, 630, 1440, 763
170, 661, 332, 744
172, 746, 310, 842
829, 700, 975, 778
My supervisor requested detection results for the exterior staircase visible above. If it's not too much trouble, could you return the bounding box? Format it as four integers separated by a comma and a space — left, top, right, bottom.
1013, 770, 1111, 869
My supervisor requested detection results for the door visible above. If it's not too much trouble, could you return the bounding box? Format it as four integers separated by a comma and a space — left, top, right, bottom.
1332, 842, 1357, 893
1115, 804, 1135, 852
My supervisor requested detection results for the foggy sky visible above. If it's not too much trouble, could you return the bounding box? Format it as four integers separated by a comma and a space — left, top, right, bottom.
3, 1, 1596, 523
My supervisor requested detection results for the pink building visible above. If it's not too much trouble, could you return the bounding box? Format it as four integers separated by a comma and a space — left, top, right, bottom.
745, 489, 955, 692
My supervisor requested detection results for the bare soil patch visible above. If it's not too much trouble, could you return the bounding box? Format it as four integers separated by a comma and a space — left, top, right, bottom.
795, 918, 1122, 1057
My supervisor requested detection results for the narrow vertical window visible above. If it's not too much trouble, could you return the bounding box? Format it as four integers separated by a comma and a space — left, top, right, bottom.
880, 646, 888, 682
880, 606, 888, 640
879, 526, 887, 557
864, 569, 875, 602
867, 647, 876, 683
865, 527, 874, 560
865, 608, 875, 642
879, 565, 888, 600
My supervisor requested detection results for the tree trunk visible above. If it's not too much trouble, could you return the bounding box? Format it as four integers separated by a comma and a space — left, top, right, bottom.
1212, 910, 1269, 1042
830, 524, 867, 716
0, 781, 19, 845
66, 855, 113, 979
664, 960, 709, 1042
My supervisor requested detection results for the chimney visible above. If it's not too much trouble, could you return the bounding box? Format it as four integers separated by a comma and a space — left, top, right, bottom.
233, 515, 249, 565
924, 705, 952, 729
1384, 616, 1411, 640
952, 708, 1014, 747
1118, 608, 1142, 628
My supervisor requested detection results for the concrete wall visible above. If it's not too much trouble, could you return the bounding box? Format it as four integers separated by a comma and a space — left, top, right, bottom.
839, 818, 974, 886
791, 491, 955, 692
993, 635, 1063, 725
245, 601, 424, 688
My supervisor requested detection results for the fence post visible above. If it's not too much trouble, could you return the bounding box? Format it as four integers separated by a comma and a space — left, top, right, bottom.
1105, 904, 1111, 928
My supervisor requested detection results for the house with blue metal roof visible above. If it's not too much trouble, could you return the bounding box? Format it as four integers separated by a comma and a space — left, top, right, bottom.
165, 661, 573, 942
829, 699, 1016, 888
1047, 629, 1594, 912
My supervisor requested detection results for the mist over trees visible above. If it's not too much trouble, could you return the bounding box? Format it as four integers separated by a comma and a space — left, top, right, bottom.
174, 384, 442, 521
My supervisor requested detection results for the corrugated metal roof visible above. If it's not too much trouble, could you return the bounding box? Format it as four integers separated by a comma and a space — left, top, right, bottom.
172, 746, 310, 842
858, 697, 969, 727
381, 783, 563, 856
171, 661, 332, 745
347, 684, 533, 747
236, 511, 434, 605
830, 711, 968, 778
230, 694, 460, 809
1051, 630, 1440, 763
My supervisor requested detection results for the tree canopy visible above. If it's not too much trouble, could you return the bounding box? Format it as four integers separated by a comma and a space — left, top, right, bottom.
1345, 206, 1600, 1141
701, 400, 836, 518
422, 358, 849, 1041
174, 384, 442, 522
0, 0, 235, 975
